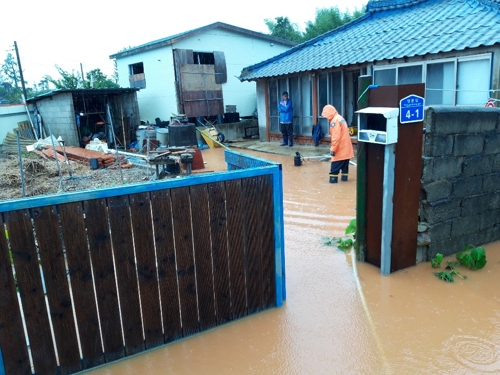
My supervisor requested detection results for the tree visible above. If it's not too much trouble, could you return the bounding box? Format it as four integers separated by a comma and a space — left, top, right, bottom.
1, 53, 22, 89
302, 6, 366, 41
0, 53, 24, 103
85, 68, 119, 88
265, 6, 367, 43
44, 65, 119, 90
264, 17, 303, 43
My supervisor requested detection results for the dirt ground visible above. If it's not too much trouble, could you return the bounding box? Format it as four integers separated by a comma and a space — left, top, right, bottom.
0, 152, 160, 201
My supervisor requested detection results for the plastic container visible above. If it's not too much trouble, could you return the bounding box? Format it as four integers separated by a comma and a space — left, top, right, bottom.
156, 128, 169, 146
136, 130, 156, 149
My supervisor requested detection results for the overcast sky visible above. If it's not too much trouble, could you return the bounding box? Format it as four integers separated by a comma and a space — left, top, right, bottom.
2, 0, 367, 86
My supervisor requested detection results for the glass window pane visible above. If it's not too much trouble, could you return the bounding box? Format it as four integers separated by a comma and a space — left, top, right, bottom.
374, 69, 396, 86
269, 80, 279, 133
426, 62, 454, 105
318, 73, 328, 118
330, 71, 342, 112
289, 77, 300, 134
457, 59, 490, 105
398, 65, 422, 84
301, 75, 313, 135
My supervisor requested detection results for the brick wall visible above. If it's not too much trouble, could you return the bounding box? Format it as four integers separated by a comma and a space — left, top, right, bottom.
419, 107, 500, 259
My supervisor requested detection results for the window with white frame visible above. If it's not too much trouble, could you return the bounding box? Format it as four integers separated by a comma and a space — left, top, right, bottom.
373, 54, 492, 106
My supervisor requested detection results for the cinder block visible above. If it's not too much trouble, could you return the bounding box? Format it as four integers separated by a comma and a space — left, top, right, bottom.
430, 107, 469, 134
451, 215, 481, 238
429, 220, 452, 242
484, 132, 500, 155
423, 134, 453, 157
467, 110, 498, 133
452, 175, 483, 198
482, 173, 500, 193
453, 134, 484, 156
463, 155, 493, 177
432, 156, 463, 179
422, 179, 453, 202
461, 192, 491, 216
420, 199, 461, 223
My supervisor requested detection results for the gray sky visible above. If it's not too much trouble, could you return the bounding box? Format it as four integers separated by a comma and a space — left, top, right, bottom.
2, 0, 366, 86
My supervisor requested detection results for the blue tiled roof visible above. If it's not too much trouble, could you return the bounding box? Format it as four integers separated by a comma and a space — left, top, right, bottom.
239, 0, 500, 81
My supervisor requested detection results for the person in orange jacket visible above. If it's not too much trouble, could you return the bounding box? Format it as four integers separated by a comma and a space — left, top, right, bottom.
321, 105, 354, 183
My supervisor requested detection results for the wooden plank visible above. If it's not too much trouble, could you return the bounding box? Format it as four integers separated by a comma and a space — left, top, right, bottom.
181, 64, 220, 91
107, 196, 144, 356
242, 177, 263, 314
129, 192, 163, 349
59, 202, 104, 369
84, 199, 124, 362
0, 214, 31, 375
390, 85, 424, 271
171, 187, 199, 336
208, 182, 232, 324
4, 209, 58, 374
365, 143, 384, 267
31, 206, 81, 374
258, 175, 276, 309
150, 189, 182, 343
182, 90, 224, 117
190, 184, 216, 330
225, 179, 248, 319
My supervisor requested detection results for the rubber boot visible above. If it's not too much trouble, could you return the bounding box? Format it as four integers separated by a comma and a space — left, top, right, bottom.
280, 135, 288, 146
289, 136, 293, 147
329, 174, 338, 183
341, 175, 348, 182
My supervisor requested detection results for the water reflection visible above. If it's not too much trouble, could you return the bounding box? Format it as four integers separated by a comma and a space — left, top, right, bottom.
85, 147, 500, 375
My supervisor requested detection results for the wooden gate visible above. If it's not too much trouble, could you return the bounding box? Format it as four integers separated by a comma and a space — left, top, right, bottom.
0, 150, 284, 375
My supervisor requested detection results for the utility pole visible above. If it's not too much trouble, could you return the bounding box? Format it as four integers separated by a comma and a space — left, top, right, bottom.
13, 41, 28, 101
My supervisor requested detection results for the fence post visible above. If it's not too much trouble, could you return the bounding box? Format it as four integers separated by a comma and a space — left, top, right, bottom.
273, 164, 286, 306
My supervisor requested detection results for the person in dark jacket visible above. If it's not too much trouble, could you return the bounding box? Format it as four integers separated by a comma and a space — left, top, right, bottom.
278, 91, 294, 147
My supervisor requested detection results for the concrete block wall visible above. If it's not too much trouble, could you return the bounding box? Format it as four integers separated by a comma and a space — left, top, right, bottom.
36, 93, 79, 146
419, 107, 500, 259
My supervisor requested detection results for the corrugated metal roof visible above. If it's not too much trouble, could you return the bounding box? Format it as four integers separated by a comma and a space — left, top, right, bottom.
109, 22, 296, 60
239, 0, 500, 81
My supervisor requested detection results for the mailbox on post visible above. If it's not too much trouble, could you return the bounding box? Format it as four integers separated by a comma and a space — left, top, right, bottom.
356, 107, 399, 145
355, 106, 400, 275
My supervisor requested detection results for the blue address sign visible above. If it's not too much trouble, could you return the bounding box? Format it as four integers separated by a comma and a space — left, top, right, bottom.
399, 94, 425, 124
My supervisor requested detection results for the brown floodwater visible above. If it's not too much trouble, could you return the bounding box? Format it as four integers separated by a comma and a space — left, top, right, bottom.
85, 147, 500, 375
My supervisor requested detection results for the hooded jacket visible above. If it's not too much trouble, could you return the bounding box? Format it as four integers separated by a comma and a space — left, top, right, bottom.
321, 105, 354, 162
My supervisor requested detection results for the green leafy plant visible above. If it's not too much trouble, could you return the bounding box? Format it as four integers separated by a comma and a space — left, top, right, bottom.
324, 219, 356, 251
431, 245, 486, 282
456, 244, 487, 270
431, 253, 443, 268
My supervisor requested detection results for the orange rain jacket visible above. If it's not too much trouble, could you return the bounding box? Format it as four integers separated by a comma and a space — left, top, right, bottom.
321, 105, 354, 162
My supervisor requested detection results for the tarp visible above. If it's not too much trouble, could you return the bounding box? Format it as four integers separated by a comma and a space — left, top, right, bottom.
312, 124, 324, 146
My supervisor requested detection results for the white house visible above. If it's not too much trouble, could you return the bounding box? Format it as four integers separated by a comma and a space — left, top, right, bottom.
110, 22, 295, 125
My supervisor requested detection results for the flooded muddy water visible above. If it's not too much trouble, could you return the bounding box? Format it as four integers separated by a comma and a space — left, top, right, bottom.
85, 147, 500, 375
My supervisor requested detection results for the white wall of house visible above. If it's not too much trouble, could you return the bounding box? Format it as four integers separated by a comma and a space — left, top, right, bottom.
115, 48, 176, 124
114, 28, 291, 124
0, 105, 29, 144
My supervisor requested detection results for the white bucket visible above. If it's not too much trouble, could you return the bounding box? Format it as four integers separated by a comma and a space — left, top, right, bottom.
136, 129, 156, 149
156, 128, 169, 146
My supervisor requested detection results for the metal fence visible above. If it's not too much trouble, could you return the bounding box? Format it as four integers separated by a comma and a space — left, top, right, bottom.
0, 150, 285, 375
